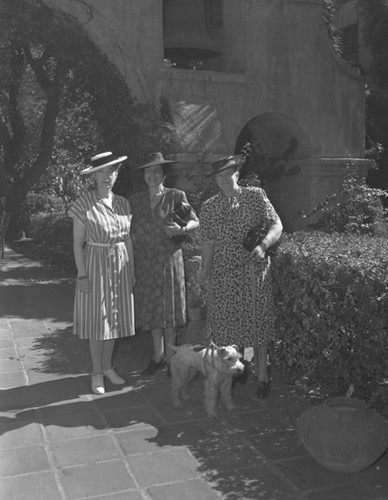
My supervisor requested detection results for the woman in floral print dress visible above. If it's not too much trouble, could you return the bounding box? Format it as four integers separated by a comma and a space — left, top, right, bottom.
129, 153, 199, 375
199, 156, 283, 398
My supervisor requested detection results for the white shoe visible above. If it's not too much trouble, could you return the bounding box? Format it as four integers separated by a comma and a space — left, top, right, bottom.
104, 368, 125, 385
91, 374, 105, 395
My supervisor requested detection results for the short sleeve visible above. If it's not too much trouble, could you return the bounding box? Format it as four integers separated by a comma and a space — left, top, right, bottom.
119, 195, 132, 217
259, 188, 279, 224
68, 196, 87, 226
180, 190, 199, 223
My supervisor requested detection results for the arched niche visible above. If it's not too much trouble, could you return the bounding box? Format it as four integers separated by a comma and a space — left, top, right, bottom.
235, 112, 311, 231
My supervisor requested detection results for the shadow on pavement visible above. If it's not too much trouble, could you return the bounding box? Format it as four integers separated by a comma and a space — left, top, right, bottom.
0, 282, 74, 322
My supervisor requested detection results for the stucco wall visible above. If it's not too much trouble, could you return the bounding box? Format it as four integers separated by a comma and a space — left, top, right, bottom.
41, 0, 162, 103
41, 0, 365, 157
160, 0, 365, 158
38, 0, 369, 230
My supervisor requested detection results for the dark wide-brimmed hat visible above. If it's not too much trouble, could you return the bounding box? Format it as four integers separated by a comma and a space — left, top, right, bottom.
135, 152, 176, 170
206, 155, 245, 177
81, 151, 127, 175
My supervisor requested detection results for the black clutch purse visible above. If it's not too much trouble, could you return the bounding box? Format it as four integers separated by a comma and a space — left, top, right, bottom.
169, 201, 192, 227
243, 226, 279, 257
166, 201, 193, 245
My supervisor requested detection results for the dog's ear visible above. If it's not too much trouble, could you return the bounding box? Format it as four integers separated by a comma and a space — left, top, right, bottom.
231, 344, 240, 351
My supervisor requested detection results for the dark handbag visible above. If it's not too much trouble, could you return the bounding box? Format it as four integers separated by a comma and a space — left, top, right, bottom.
243, 226, 279, 257
169, 201, 192, 227
166, 201, 193, 245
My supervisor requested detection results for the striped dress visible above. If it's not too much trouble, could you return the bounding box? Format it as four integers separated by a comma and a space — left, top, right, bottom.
69, 190, 135, 340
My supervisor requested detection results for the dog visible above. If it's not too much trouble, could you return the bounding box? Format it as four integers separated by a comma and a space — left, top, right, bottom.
169, 343, 245, 418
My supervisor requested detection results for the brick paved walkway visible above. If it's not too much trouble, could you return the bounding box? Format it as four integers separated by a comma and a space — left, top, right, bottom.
0, 245, 387, 500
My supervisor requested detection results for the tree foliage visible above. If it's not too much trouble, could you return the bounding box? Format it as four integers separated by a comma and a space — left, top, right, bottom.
359, 0, 388, 191
0, 0, 170, 246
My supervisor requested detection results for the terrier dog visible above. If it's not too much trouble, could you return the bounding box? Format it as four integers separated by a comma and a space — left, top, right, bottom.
170, 343, 245, 418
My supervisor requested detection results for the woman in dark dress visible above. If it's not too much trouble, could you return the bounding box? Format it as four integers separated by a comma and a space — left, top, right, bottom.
199, 155, 282, 398
129, 152, 199, 374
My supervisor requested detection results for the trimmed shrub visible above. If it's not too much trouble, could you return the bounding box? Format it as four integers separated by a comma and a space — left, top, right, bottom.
272, 231, 388, 412
308, 161, 388, 235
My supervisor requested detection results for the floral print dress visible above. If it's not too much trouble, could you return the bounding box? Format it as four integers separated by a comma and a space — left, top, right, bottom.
129, 188, 198, 331
200, 186, 279, 348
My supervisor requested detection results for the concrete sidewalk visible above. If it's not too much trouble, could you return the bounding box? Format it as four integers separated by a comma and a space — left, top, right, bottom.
0, 245, 387, 500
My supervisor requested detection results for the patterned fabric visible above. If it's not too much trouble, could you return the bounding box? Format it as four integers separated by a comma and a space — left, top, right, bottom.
129, 188, 198, 331
200, 186, 279, 347
69, 190, 135, 340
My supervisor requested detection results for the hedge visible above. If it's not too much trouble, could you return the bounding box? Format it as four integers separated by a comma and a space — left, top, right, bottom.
271, 231, 388, 412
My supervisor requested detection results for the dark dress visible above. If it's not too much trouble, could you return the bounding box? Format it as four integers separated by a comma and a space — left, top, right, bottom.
200, 186, 279, 347
129, 188, 198, 331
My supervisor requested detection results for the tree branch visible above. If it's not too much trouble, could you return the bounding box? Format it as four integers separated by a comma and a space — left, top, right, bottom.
21, 41, 52, 92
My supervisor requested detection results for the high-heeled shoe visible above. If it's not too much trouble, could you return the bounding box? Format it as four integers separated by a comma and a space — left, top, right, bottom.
256, 380, 270, 399
91, 374, 105, 395
103, 368, 125, 385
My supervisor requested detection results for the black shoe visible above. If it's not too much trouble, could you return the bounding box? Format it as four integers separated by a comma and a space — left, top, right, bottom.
142, 359, 165, 375
256, 380, 270, 399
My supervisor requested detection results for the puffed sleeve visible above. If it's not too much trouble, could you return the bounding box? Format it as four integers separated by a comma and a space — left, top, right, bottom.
68, 196, 88, 226
179, 190, 199, 223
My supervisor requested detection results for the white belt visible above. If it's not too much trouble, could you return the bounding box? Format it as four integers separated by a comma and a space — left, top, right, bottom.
87, 241, 126, 247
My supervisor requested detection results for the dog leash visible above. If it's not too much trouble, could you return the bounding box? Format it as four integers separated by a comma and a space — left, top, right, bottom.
204, 341, 217, 377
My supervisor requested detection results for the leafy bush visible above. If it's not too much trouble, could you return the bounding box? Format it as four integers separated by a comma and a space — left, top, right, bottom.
23, 213, 74, 272
271, 231, 388, 413
308, 161, 388, 235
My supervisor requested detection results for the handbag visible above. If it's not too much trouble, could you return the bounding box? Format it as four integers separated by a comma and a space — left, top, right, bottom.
243, 225, 279, 257
166, 200, 193, 245
168, 201, 192, 228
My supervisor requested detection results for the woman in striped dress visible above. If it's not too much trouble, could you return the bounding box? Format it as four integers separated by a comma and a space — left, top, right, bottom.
69, 152, 135, 395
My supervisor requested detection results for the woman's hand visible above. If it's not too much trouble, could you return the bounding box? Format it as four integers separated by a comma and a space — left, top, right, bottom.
250, 244, 267, 263
164, 222, 184, 237
77, 277, 90, 293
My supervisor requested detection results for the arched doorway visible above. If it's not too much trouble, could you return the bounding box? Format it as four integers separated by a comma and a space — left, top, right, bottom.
235, 113, 311, 231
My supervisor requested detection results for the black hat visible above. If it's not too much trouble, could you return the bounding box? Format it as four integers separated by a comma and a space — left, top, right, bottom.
135, 152, 176, 170
206, 155, 244, 177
